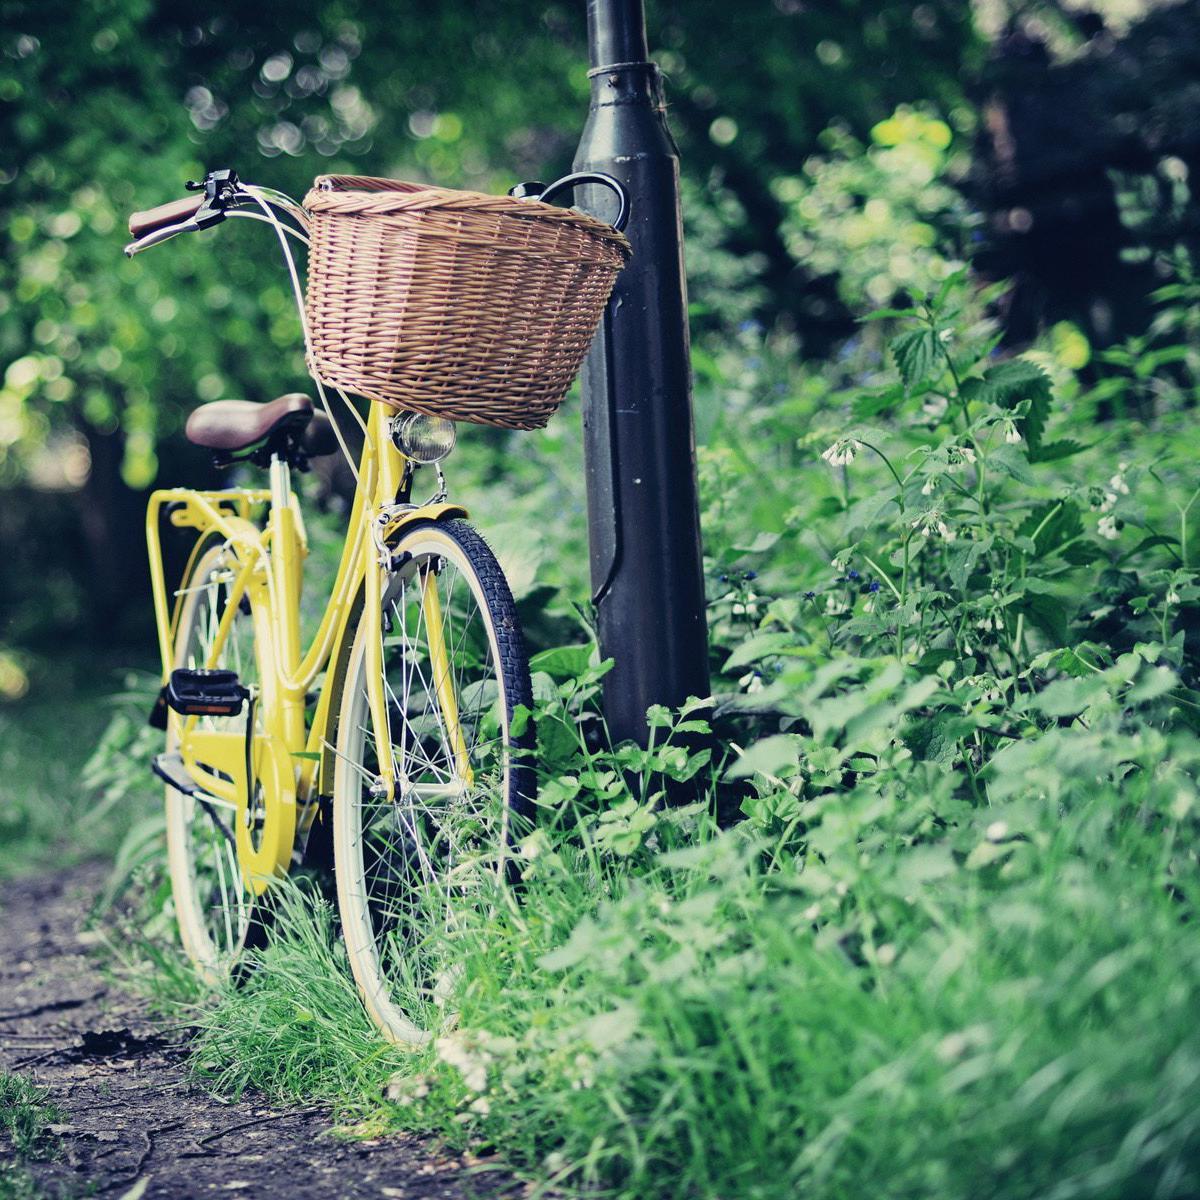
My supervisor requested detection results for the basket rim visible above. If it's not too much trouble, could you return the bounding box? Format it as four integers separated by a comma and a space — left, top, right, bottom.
303, 175, 631, 254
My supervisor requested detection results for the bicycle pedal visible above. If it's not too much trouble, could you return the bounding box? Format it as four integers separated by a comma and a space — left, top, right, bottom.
165, 668, 248, 717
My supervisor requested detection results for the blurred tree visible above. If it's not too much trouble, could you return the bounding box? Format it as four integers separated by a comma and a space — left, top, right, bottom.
0, 0, 979, 647
969, 0, 1200, 351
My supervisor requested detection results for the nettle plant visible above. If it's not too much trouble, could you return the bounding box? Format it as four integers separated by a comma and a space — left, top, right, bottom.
723, 273, 1200, 827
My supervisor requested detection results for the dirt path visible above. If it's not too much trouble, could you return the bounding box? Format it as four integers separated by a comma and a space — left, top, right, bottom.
0, 864, 516, 1199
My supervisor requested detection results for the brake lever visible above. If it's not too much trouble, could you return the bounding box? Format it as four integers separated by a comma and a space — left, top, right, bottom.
124, 218, 202, 258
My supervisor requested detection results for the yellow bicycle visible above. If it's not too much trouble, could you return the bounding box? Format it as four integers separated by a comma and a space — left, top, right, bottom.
126, 169, 545, 1044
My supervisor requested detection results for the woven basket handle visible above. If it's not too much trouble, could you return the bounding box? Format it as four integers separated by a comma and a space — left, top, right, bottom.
512, 172, 630, 233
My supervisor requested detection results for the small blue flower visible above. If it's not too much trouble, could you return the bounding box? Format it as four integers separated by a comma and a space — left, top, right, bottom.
744, 569, 758, 581
718, 573, 729, 583
804, 591, 816, 600
739, 318, 764, 334
847, 569, 861, 582
868, 580, 881, 593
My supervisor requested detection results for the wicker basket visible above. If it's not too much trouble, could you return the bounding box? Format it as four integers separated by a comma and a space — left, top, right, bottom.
302, 174, 631, 431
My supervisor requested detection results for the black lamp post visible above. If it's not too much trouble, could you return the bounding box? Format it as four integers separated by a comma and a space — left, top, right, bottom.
572, 0, 711, 746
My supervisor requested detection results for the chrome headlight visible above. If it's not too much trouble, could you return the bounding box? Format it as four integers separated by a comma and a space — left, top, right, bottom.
390, 412, 456, 464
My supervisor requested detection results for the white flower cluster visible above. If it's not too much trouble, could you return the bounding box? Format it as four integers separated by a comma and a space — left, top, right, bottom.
1098, 515, 1120, 541
821, 437, 862, 467
1003, 418, 1022, 444
1098, 462, 1131, 515
961, 674, 1004, 702
912, 509, 956, 540
384, 1073, 431, 1106
738, 669, 765, 694
435, 1030, 494, 1094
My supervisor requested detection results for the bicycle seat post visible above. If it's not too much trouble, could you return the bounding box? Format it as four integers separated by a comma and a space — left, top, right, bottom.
268, 450, 292, 514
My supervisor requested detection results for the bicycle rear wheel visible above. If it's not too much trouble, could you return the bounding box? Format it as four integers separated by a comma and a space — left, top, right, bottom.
333, 519, 534, 1044
164, 541, 261, 983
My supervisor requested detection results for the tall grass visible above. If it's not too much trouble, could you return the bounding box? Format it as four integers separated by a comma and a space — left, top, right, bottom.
180, 725, 1200, 1198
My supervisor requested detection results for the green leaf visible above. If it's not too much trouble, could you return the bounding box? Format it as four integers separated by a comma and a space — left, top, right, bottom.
989, 444, 1036, 485
1033, 645, 1106, 678
980, 358, 1054, 451
948, 536, 992, 592
537, 918, 602, 972
890, 328, 940, 392
915, 647, 958, 673
966, 840, 1018, 870
725, 734, 801, 780
731, 530, 782, 553
646, 704, 674, 728
509, 704, 532, 739
1016, 500, 1082, 560
1019, 591, 1071, 647
903, 711, 975, 764
723, 632, 800, 672
860, 306, 920, 322
1061, 541, 1105, 566
852, 384, 907, 420
1127, 665, 1178, 704
1030, 439, 1088, 463
932, 267, 967, 311
529, 644, 594, 681
1031, 674, 1110, 717
1125, 534, 1180, 558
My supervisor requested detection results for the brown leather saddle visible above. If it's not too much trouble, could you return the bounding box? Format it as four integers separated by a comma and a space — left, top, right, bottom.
185, 393, 338, 464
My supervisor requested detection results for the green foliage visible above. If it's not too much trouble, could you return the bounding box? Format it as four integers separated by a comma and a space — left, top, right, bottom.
0, 1073, 62, 1159
775, 107, 974, 308
0, 1071, 64, 1198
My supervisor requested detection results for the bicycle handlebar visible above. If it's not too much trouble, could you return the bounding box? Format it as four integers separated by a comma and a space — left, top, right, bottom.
129, 194, 204, 239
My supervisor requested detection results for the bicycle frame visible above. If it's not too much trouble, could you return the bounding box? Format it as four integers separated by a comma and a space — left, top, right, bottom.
146, 400, 466, 889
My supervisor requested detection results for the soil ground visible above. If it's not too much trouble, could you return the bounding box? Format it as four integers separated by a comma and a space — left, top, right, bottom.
0, 864, 517, 1200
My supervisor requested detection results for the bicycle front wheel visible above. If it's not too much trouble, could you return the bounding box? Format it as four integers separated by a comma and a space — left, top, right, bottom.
333, 519, 534, 1044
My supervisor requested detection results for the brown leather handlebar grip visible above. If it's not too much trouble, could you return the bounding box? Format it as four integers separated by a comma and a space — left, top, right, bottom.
128, 194, 203, 239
